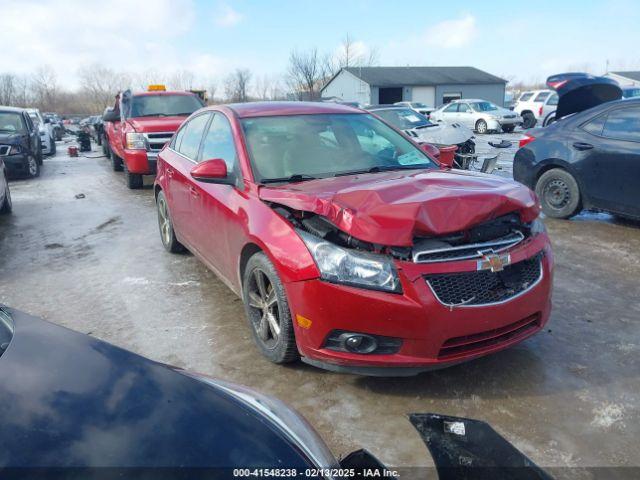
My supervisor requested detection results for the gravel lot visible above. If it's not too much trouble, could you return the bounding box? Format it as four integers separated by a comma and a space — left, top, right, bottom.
1, 137, 639, 477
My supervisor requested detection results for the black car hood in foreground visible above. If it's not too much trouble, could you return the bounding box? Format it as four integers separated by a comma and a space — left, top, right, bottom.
547, 72, 622, 120
0, 307, 316, 471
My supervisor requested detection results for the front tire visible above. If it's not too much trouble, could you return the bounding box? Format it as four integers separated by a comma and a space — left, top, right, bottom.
243, 252, 298, 364
156, 190, 185, 253
475, 119, 488, 134
535, 168, 582, 219
49, 137, 56, 156
0, 175, 12, 214
522, 112, 536, 129
124, 163, 143, 189
26, 155, 40, 178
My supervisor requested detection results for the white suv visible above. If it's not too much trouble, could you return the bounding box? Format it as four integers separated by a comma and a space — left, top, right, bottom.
26, 108, 56, 156
513, 90, 558, 128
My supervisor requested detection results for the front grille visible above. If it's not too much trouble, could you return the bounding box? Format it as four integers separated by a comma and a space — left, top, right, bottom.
425, 253, 543, 307
438, 314, 540, 359
0, 145, 10, 156
413, 231, 524, 263
143, 132, 173, 152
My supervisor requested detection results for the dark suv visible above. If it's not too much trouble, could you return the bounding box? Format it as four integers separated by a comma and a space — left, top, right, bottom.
0, 107, 42, 178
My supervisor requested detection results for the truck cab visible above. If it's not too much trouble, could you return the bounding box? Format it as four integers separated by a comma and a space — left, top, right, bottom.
103, 86, 204, 189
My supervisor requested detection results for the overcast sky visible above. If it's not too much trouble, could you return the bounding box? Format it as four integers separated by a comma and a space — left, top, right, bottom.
1, 0, 638, 90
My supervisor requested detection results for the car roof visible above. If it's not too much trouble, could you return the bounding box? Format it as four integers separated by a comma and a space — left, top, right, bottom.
366, 104, 408, 110
0, 106, 26, 114
226, 101, 362, 118
132, 91, 197, 97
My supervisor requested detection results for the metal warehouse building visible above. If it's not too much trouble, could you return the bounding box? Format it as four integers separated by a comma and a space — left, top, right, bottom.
321, 66, 507, 107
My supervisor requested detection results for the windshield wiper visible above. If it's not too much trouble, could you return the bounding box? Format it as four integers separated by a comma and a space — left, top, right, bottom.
261, 174, 318, 184
335, 164, 433, 177
135, 113, 168, 118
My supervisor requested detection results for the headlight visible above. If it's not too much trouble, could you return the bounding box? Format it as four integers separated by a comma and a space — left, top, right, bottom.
184, 374, 339, 470
530, 217, 546, 236
298, 230, 401, 293
125, 132, 146, 150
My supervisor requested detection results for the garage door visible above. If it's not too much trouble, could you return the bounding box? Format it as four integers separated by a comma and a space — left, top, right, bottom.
411, 86, 435, 106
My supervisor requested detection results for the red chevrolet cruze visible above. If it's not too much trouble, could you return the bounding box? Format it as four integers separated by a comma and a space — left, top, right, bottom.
154, 102, 553, 376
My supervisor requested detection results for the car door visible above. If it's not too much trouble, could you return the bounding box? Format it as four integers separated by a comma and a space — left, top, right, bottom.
577, 105, 640, 216
23, 113, 39, 155
456, 103, 474, 127
163, 112, 212, 248
438, 103, 459, 123
187, 112, 245, 283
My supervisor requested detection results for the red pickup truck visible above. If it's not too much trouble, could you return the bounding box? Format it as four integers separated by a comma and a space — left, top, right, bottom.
103, 86, 204, 188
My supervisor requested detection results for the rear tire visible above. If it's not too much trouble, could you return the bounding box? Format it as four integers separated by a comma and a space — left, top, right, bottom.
544, 115, 556, 127
242, 252, 299, 364
0, 175, 12, 214
475, 119, 488, 134
124, 163, 143, 189
522, 112, 536, 129
156, 190, 185, 253
535, 168, 582, 219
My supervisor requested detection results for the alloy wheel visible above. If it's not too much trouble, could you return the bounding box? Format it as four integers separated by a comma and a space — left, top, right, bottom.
157, 196, 172, 247
247, 269, 281, 348
477, 121, 487, 134
27, 156, 38, 177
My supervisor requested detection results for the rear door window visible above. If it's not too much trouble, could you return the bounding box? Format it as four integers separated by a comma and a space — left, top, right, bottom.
534, 92, 550, 102
582, 114, 607, 136
602, 107, 640, 142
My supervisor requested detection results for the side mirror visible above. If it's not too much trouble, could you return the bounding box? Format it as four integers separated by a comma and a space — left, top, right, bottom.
103, 110, 120, 123
190, 159, 234, 185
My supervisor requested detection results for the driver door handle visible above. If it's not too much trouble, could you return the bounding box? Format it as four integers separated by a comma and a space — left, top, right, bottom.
166, 167, 174, 178
189, 186, 200, 198
573, 142, 594, 151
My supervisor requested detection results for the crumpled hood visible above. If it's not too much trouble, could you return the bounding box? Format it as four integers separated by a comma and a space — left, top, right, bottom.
409, 122, 473, 146
259, 169, 540, 247
127, 116, 187, 133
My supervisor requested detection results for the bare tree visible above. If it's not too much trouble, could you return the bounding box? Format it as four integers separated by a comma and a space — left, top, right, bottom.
78, 64, 129, 111
206, 79, 218, 103
31, 65, 59, 111
287, 48, 322, 100
168, 69, 195, 91
336, 33, 380, 69
0, 74, 16, 105
224, 69, 252, 102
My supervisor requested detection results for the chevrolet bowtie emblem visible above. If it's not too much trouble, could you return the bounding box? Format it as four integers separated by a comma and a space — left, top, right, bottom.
477, 251, 511, 272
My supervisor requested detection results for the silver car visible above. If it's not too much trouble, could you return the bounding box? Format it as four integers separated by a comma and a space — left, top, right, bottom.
430, 99, 522, 134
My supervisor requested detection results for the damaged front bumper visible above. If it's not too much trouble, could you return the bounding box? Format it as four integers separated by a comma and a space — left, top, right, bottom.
286, 233, 553, 376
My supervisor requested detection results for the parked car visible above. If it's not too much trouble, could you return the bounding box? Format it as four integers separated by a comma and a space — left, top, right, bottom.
0, 157, 11, 214
0, 305, 552, 477
430, 99, 522, 133
366, 104, 475, 159
26, 108, 56, 156
513, 90, 559, 128
515, 98, 639, 219
43, 112, 64, 140
393, 101, 434, 116
155, 101, 552, 375
0, 106, 42, 178
622, 86, 640, 99
103, 86, 205, 188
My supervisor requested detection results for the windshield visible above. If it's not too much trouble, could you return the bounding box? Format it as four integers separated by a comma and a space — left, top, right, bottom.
127, 94, 204, 118
470, 101, 498, 112
0, 112, 26, 133
241, 113, 437, 182
374, 108, 433, 129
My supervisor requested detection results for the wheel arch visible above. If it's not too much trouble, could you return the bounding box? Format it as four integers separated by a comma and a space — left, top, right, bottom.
534, 161, 590, 207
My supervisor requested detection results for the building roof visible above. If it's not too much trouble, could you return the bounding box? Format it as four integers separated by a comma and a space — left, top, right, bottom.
327, 66, 506, 89
610, 71, 640, 82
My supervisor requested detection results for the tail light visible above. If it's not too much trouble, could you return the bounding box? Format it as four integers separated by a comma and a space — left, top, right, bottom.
519, 134, 535, 148
538, 105, 543, 117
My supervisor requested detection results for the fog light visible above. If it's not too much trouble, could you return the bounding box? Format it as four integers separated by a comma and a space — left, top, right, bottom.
323, 330, 402, 355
